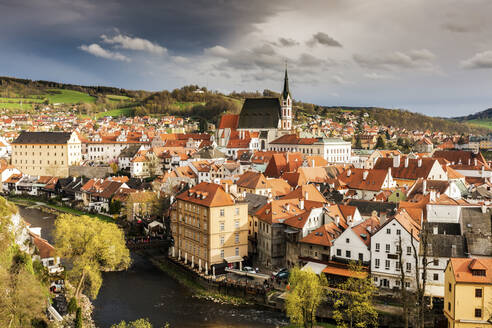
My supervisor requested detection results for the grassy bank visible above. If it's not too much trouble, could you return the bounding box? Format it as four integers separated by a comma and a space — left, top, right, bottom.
7, 195, 113, 222
148, 257, 248, 306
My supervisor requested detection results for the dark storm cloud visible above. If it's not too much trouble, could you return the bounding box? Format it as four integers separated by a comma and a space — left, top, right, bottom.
306, 32, 342, 47
0, 0, 294, 54
276, 37, 299, 47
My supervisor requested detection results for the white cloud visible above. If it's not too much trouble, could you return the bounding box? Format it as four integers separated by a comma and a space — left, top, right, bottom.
101, 34, 167, 55
79, 44, 130, 62
461, 50, 492, 69
204, 45, 232, 57
364, 72, 395, 80
353, 49, 436, 71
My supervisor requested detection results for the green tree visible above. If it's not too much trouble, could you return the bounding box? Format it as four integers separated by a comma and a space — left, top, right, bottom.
285, 266, 327, 328
375, 135, 386, 149
54, 214, 131, 299
75, 307, 83, 328
333, 262, 378, 328
111, 318, 153, 328
354, 134, 362, 149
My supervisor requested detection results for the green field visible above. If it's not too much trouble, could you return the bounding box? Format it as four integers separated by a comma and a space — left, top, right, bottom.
96, 107, 134, 118
0, 97, 44, 103
107, 94, 131, 101
173, 101, 205, 109
467, 119, 492, 130
0, 102, 36, 110
44, 89, 96, 104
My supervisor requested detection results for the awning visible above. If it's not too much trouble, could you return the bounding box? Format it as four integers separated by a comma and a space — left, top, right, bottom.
284, 227, 298, 234
148, 221, 163, 229
301, 261, 327, 275
322, 264, 368, 279
224, 255, 243, 263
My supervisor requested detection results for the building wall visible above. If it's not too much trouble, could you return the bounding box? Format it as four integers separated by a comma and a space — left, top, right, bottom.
331, 228, 371, 263
11, 133, 81, 177
444, 263, 492, 328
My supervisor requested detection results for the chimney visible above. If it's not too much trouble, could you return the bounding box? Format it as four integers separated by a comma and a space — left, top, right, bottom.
481, 204, 487, 214
430, 190, 436, 202
335, 215, 340, 227
451, 245, 457, 257
393, 154, 400, 168
404, 157, 409, 168
286, 203, 290, 211
423, 180, 427, 195
224, 183, 229, 193
268, 192, 273, 202
363, 170, 369, 180
481, 166, 485, 178
418, 158, 422, 167
242, 191, 246, 199
474, 158, 478, 166
305, 191, 309, 201
299, 198, 304, 210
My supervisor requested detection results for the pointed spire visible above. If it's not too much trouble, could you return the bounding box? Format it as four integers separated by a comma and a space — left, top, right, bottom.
282, 63, 290, 99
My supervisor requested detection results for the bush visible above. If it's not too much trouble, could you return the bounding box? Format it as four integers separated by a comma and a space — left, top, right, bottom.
67, 297, 78, 314
75, 307, 83, 328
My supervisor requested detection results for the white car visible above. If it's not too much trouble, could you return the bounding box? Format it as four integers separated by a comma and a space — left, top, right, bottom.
243, 266, 257, 274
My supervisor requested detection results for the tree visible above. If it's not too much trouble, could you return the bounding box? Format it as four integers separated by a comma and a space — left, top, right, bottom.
397, 236, 411, 328
411, 227, 430, 328
0, 197, 49, 328
285, 266, 327, 328
75, 307, 83, 328
375, 135, 386, 149
333, 262, 378, 328
111, 318, 153, 328
54, 214, 131, 299
355, 134, 362, 149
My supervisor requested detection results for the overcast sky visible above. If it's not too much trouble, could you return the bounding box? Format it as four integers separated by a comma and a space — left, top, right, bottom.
1, 0, 492, 117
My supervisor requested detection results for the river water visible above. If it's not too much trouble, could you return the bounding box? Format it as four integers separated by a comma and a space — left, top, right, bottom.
18, 206, 288, 328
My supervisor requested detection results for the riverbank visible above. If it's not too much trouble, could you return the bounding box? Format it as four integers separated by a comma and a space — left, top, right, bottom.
7, 195, 113, 222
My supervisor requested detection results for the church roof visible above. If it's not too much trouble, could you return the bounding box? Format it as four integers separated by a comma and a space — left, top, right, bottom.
282, 68, 290, 99
237, 98, 281, 129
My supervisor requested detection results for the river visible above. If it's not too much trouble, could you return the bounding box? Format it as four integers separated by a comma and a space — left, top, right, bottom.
18, 206, 288, 328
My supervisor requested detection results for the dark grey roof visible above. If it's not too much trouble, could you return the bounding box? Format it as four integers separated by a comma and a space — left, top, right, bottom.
347, 199, 397, 216
243, 192, 269, 216
118, 145, 141, 158
460, 207, 492, 256
12, 131, 72, 144
424, 234, 466, 258
424, 222, 461, 236
282, 68, 290, 99
238, 98, 281, 129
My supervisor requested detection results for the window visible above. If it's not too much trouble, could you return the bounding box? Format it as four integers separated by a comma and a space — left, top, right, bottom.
433, 259, 439, 266
396, 262, 400, 271
396, 229, 401, 235
235, 247, 239, 256
358, 253, 363, 261
235, 220, 239, 229
386, 228, 391, 234
220, 209, 225, 217
433, 273, 439, 281
235, 233, 239, 244
346, 250, 351, 258
406, 263, 411, 272
375, 259, 380, 268
220, 236, 224, 245
235, 207, 239, 215
386, 244, 390, 253
220, 221, 224, 231
220, 250, 224, 259
346, 238, 350, 243
448, 283, 452, 292
405, 282, 410, 288
475, 308, 482, 318
407, 247, 412, 255
448, 302, 451, 311
375, 243, 380, 252
336, 249, 341, 256
385, 260, 390, 270
475, 288, 483, 298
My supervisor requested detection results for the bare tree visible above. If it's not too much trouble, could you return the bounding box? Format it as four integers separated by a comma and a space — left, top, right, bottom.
397, 236, 409, 328
411, 226, 430, 328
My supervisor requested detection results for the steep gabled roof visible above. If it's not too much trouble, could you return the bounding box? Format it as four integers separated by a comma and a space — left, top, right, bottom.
176, 182, 234, 207
299, 222, 342, 247
374, 157, 439, 180
12, 131, 72, 144
236, 171, 268, 190
237, 98, 281, 129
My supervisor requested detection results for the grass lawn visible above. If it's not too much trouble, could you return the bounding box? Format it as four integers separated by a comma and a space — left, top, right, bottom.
173, 101, 205, 109
43, 89, 96, 104
467, 119, 492, 130
0, 102, 36, 110
0, 97, 44, 103
106, 94, 131, 101
7, 196, 113, 222
96, 107, 135, 118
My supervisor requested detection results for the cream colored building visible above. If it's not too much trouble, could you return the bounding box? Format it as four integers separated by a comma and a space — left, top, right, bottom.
171, 182, 248, 272
11, 131, 82, 178
444, 258, 492, 328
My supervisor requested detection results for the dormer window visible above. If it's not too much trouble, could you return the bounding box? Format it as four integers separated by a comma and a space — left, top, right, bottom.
472, 269, 486, 276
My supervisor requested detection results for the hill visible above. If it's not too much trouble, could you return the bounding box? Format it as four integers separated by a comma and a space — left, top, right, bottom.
453, 108, 492, 131
0, 76, 488, 135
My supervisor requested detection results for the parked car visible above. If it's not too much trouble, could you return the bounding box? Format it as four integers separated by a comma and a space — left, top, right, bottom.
243, 266, 257, 274
272, 267, 288, 278
276, 271, 290, 280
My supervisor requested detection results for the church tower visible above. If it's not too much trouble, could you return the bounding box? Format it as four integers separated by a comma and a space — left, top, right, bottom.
280, 67, 292, 130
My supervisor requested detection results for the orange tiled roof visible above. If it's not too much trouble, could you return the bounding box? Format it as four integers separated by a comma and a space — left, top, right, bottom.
176, 182, 234, 207
450, 258, 492, 284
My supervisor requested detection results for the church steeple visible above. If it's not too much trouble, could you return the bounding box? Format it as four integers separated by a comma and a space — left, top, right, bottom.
282, 66, 290, 99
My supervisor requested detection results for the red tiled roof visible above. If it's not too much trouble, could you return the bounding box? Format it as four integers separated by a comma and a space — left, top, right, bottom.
218, 114, 239, 129
176, 182, 234, 207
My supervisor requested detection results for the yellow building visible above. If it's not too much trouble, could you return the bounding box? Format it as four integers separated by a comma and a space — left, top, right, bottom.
444, 258, 492, 328
171, 182, 248, 272
11, 131, 82, 178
